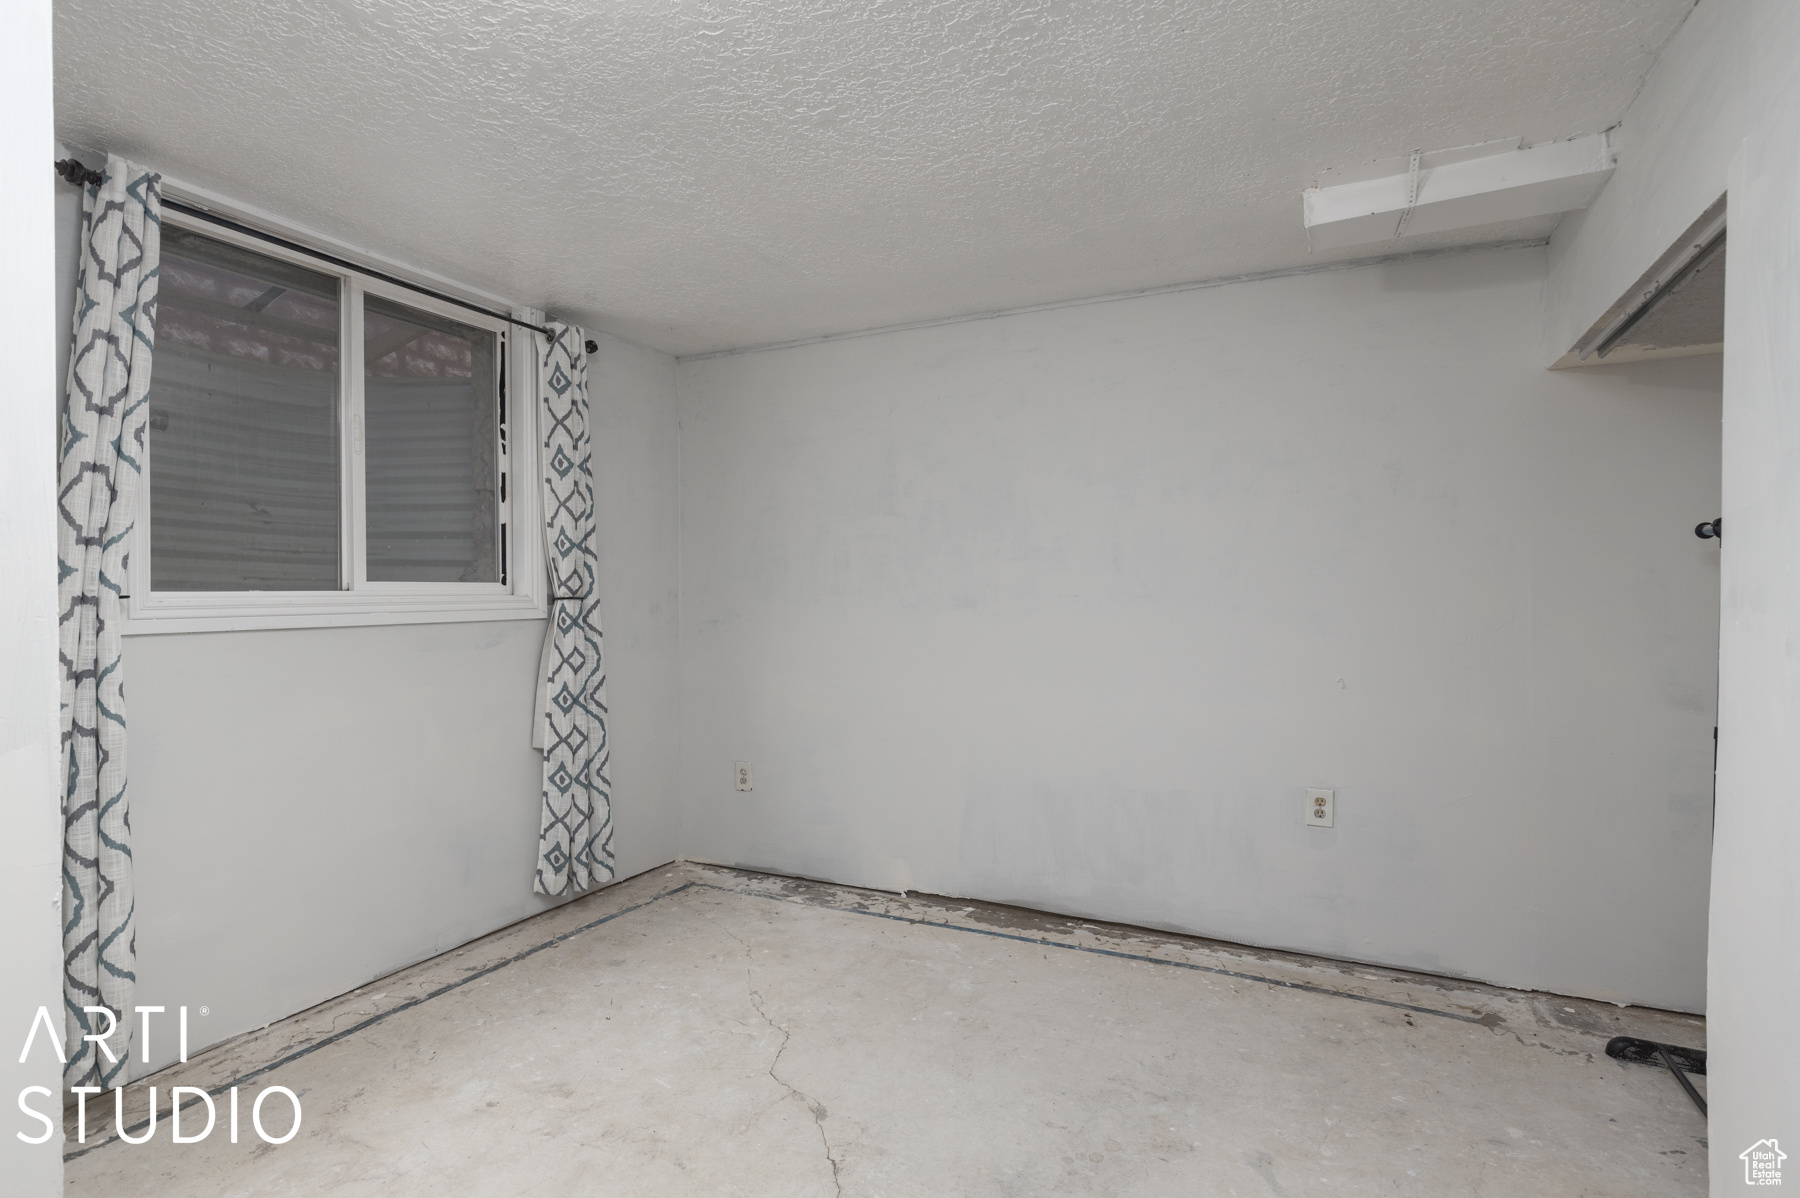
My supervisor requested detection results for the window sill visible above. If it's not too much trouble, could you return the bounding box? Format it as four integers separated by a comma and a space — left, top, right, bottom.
120, 592, 548, 636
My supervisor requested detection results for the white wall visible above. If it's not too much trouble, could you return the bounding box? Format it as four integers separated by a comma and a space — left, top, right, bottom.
51, 178, 682, 1073
3, 2, 68, 1190
1711, 77, 1800, 1195
1545, 0, 1799, 360
677, 244, 1722, 1012
1541, 0, 1800, 1173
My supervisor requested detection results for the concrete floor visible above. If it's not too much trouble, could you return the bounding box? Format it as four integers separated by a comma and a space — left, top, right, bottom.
65, 863, 1708, 1196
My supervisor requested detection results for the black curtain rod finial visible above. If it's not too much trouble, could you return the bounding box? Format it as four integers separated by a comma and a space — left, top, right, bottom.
55, 157, 104, 187
584, 339, 598, 354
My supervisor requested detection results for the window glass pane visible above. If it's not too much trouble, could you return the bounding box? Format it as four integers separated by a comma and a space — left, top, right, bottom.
148, 226, 341, 591
363, 296, 500, 583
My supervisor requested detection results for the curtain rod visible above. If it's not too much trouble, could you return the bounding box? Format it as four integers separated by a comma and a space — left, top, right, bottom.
53, 158, 569, 344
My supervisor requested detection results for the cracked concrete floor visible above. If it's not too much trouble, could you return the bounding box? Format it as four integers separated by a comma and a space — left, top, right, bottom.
65, 863, 1707, 1196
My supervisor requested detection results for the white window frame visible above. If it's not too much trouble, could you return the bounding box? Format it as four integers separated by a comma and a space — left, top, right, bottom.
123, 199, 545, 635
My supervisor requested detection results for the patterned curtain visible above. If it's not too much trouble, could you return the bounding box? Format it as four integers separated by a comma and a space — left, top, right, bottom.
57, 155, 161, 1088
532, 325, 614, 895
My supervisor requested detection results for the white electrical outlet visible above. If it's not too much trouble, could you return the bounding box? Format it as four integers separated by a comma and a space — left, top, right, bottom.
1306, 788, 1334, 828
734, 762, 753, 792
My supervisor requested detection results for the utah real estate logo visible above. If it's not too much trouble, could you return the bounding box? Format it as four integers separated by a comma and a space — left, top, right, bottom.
1741, 1139, 1786, 1186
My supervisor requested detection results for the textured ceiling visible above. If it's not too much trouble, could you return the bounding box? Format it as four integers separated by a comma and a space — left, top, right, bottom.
56, 0, 1694, 355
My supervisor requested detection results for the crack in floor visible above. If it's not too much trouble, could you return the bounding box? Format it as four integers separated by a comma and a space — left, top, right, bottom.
722, 925, 844, 1197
